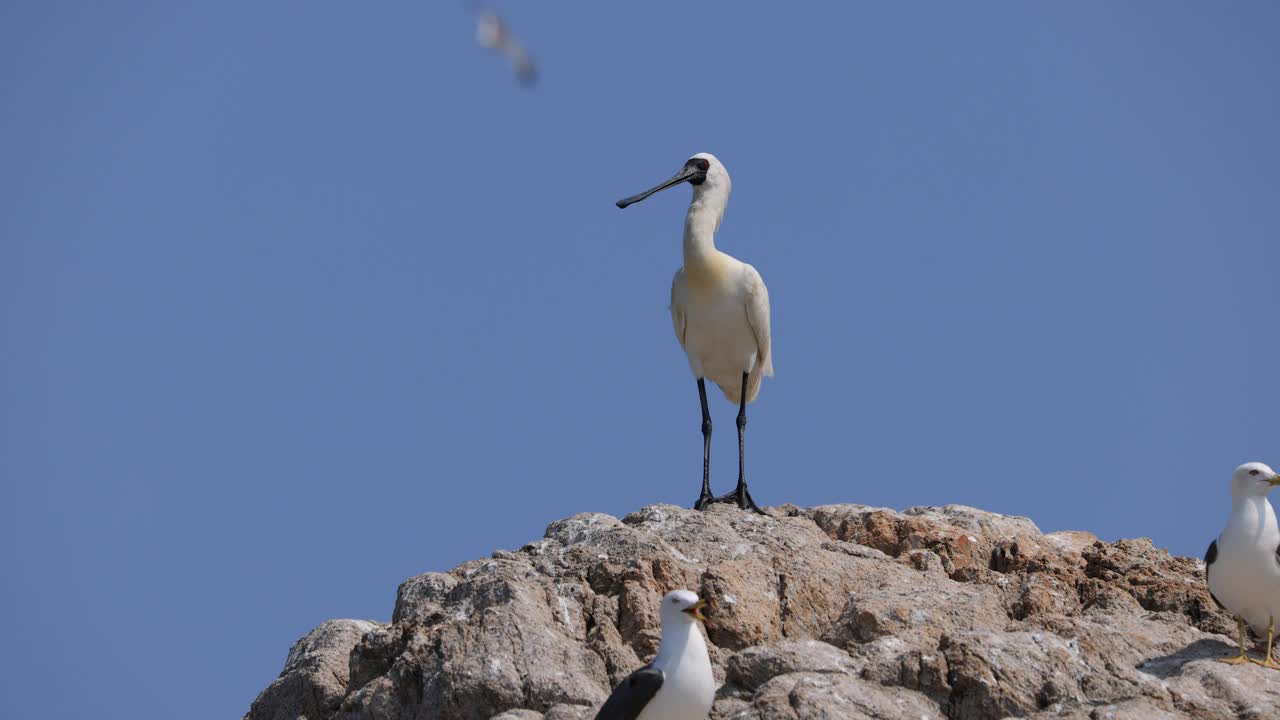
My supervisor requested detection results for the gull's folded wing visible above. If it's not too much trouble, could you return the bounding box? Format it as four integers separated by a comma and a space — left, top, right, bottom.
1204, 539, 1224, 610
594, 666, 663, 720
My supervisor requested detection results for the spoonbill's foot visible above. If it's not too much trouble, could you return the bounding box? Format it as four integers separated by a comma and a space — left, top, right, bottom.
693, 490, 716, 511
714, 482, 766, 515
1219, 653, 1252, 665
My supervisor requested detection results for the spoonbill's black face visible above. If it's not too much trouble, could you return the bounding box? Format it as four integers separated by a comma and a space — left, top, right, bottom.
616, 157, 711, 209
685, 157, 711, 186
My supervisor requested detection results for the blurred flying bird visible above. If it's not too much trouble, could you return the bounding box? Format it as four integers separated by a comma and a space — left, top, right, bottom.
472, 6, 536, 86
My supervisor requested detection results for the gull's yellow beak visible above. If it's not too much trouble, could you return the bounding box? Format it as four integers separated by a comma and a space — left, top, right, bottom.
682, 598, 708, 622
1269, 474, 1280, 487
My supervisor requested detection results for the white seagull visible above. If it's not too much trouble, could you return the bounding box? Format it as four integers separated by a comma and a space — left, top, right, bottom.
616, 153, 773, 513
594, 589, 715, 720
1205, 461, 1280, 669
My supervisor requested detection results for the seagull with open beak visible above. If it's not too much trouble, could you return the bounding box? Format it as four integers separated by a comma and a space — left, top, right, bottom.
594, 589, 715, 719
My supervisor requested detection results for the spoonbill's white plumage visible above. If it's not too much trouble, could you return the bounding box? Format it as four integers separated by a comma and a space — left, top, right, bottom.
617, 153, 772, 513
593, 590, 715, 720
1205, 461, 1280, 669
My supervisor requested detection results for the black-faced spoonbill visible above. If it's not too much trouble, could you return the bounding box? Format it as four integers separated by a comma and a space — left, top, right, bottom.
617, 153, 773, 514
1205, 461, 1280, 668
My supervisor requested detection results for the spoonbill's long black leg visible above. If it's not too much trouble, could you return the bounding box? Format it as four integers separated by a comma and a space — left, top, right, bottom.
715, 372, 765, 514
693, 379, 715, 510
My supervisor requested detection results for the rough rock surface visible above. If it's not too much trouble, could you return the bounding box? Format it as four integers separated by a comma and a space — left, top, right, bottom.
245, 503, 1280, 720
247, 619, 384, 720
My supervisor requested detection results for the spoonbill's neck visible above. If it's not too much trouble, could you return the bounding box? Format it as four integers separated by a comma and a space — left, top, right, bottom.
683, 195, 725, 265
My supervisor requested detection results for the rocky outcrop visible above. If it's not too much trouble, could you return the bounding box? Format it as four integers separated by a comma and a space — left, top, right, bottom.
247, 619, 384, 720
245, 503, 1280, 719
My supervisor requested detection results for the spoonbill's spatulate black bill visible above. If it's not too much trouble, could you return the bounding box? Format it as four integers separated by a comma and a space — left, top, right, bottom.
615, 163, 706, 209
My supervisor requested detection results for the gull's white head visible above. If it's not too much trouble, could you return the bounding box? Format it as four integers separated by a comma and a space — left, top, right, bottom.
615, 152, 731, 211
659, 589, 707, 626
1229, 461, 1280, 498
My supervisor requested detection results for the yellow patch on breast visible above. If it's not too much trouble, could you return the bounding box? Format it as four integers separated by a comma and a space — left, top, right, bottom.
683, 253, 734, 291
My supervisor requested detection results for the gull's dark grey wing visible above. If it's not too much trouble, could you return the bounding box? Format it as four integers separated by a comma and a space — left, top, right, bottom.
594, 665, 663, 720
1204, 539, 1225, 610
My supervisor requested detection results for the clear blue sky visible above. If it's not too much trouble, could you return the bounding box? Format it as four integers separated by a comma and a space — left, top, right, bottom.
3, 2, 1278, 718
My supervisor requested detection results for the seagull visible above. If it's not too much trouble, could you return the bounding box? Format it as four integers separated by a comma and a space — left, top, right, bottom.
616, 153, 773, 514
594, 589, 715, 720
1205, 461, 1280, 669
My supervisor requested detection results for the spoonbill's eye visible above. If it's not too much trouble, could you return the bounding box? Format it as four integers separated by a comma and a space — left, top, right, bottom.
1250, 469, 1260, 476
698, 160, 710, 171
